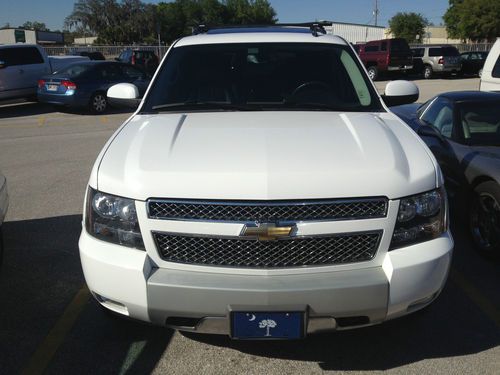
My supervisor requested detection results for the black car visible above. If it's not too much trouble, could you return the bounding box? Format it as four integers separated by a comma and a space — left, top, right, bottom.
78, 51, 106, 61
37, 61, 150, 113
392, 91, 500, 257
460, 51, 488, 77
116, 49, 159, 75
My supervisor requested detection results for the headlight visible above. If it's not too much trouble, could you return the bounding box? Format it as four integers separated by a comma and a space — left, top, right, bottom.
390, 188, 447, 250
85, 187, 145, 250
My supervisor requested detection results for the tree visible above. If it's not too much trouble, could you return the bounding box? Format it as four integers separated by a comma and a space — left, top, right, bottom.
21, 21, 49, 31
388, 12, 429, 43
444, 0, 500, 42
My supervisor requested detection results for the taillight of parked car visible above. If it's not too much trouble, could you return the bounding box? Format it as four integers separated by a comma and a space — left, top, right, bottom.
438, 58, 444, 64
37, 79, 46, 89
61, 80, 77, 90
131, 55, 136, 65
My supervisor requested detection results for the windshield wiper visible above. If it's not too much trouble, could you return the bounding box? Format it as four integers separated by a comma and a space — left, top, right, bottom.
279, 101, 363, 111
151, 101, 255, 111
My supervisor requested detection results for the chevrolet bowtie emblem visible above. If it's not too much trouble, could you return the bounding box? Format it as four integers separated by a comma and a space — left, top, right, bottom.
241, 223, 295, 241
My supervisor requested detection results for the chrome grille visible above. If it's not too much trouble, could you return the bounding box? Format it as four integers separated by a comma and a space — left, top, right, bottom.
148, 198, 387, 222
153, 232, 381, 268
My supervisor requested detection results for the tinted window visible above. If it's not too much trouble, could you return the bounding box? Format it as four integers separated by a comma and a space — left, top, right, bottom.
0, 46, 44, 66
54, 63, 93, 77
121, 65, 144, 79
381, 42, 387, 51
421, 97, 454, 138
460, 102, 500, 145
430, 47, 459, 57
412, 48, 424, 58
492, 56, 500, 78
364, 45, 379, 52
99, 64, 123, 80
390, 39, 410, 51
143, 43, 382, 113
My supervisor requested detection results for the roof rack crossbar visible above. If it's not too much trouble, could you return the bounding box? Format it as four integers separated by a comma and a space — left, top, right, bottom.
190, 22, 332, 37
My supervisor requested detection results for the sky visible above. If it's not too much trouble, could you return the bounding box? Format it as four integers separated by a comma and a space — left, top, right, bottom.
0, 0, 450, 31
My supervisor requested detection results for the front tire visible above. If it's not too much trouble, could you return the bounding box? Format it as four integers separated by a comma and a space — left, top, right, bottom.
424, 65, 433, 79
89, 92, 108, 114
469, 181, 500, 259
367, 66, 378, 81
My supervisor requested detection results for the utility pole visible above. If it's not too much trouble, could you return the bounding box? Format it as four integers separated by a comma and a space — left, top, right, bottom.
374, 0, 379, 26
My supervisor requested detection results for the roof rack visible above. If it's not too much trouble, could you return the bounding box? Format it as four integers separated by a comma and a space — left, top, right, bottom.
191, 22, 332, 37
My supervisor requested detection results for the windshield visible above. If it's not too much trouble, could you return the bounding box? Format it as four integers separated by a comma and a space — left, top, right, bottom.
54, 63, 93, 77
461, 102, 500, 146
141, 43, 382, 113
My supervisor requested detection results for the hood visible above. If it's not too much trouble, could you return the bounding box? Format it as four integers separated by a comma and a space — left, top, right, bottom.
96, 111, 437, 201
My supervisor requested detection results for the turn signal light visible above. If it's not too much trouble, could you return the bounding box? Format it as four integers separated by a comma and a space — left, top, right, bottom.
438, 58, 444, 64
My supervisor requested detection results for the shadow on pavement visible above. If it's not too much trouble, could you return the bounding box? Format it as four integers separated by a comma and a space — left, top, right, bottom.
0, 100, 132, 119
0, 215, 172, 374
182, 210, 500, 371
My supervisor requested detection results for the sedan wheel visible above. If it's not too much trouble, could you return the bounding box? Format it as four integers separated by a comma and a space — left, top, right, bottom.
470, 181, 500, 258
90, 93, 108, 114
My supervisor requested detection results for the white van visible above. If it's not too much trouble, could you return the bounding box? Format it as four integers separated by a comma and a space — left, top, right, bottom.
480, 38, 500, 92
0, 44, 88, 101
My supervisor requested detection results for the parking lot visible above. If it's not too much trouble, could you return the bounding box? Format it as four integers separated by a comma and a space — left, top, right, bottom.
0, 77, 499, 374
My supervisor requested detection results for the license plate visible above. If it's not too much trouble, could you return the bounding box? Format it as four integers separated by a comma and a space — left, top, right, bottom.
231, 312, 304, 339
47, 84, 58, 91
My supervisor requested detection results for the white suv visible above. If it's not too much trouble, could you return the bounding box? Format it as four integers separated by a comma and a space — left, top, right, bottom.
80, 25, 453, 339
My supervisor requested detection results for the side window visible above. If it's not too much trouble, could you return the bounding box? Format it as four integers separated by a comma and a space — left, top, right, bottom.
121, 65, 144, 79
429, 48, 442, 57
100, 64, 122, 81
421, 98, 454, 138
412, 48, 424, 58
461, 53, 469, 60
492, 56, 500, 78
0, 47, 43, 66
364, 45, 379, 53
381, 42, 387, 52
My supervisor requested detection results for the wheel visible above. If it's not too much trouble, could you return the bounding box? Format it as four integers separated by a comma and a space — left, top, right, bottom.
89, 92, 108, 114
367, 66, 378, 81
469, 181, 500, 259
424, 65, 433, 79
478, 68, 483, 78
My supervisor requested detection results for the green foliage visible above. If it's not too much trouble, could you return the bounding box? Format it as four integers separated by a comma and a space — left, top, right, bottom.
388, 12, 429, 43
21, 21, 49, 31
444, 0, 500, 42
65, 0, 277, 45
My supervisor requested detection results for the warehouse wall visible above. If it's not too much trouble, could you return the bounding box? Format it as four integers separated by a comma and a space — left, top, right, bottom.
326, 23, 387, 43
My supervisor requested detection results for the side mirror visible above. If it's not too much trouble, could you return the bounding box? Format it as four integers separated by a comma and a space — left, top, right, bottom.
0, 60, 7, 69
107, 83, 141, 109
382, 80, 419, 107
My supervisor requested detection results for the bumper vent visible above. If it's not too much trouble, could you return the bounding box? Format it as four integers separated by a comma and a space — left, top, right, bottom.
148, 198, 388, 222
153, 232, 381, 269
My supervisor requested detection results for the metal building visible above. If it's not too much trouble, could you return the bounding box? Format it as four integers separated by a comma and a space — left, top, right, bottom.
0, 28, 64, 45
325, 22, 387, 44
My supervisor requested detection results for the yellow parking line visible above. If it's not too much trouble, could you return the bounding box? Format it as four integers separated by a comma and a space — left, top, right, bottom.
37, 116, 46, 127
450, 268, 500, 329
21, 285, 90, 375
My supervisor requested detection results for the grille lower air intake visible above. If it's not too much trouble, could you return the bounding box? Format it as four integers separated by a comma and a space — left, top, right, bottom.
148, 198, 388, 222
153, 231, 381, 268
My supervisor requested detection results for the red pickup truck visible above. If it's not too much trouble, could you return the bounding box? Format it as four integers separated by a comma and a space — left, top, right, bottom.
355, 38, 413, 80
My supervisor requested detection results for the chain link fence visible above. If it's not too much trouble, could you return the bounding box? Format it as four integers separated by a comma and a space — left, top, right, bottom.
410, 43, 494, 53
42, 45, 170, 59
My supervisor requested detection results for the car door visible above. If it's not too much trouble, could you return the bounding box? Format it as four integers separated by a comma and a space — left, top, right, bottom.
0, 46, 49, 96
419, 97, 464, 188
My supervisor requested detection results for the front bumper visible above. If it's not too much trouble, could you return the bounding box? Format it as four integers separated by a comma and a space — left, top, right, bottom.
79, 229, 453, 334
387, 65, 413, 71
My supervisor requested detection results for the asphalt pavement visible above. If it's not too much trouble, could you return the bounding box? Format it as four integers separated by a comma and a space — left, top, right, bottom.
0, 78, 498, 375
